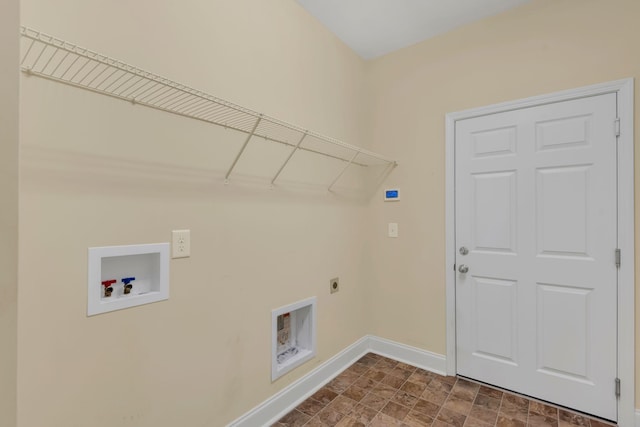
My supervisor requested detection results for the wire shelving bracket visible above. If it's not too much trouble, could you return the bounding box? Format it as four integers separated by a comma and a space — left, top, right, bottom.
19, 26, 397, 190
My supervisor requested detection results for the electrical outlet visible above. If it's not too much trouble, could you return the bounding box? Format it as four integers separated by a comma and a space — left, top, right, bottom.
172, 229, 191, 258
329, 277, 339, 294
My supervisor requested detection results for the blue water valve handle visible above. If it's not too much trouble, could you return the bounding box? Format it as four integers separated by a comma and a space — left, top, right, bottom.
121, 277, 136, 295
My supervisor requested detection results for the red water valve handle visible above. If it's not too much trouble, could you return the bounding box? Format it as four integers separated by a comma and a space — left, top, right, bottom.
101, 280, 117, 288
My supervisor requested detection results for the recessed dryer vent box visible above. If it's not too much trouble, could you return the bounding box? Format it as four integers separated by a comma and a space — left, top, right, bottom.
272, 296, 317, 381
88, 243, 169, 316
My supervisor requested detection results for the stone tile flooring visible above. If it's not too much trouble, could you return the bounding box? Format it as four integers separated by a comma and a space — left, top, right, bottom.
272, 353, 615, 427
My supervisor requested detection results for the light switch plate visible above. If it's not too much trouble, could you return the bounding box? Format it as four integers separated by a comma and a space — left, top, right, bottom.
388, 223, 398, 238
172, 230, 191, 258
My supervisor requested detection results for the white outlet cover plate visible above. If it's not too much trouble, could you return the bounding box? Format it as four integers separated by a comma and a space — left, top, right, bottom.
172, 229, 191, 258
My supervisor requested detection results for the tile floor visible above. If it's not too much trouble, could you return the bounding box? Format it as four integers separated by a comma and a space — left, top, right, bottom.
273, 353, 615, 427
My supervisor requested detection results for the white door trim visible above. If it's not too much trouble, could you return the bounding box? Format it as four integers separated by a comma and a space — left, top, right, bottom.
445, 79, 635, 426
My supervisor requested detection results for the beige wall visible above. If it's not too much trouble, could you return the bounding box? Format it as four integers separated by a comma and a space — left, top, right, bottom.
365, 0, 640, 407
18, 1, 370, 426
14, 0, 640, 425
0, 0, 20, 425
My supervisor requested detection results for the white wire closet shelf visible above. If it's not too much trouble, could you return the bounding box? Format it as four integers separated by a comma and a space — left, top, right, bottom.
19, 26, 397, 191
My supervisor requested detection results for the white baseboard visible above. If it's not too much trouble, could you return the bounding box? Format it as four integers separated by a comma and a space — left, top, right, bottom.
227, 336, 370, 427
635, 409, 640, 427
227, 335, 447, 427
367, 335, 447, 376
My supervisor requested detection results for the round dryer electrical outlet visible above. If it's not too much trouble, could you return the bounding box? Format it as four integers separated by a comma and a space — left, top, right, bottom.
330, 277, 339, 294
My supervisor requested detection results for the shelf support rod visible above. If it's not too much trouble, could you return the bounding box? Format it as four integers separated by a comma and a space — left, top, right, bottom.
328, 151, 359, 192
225, 115, 262, 183
270, 132, 307, 186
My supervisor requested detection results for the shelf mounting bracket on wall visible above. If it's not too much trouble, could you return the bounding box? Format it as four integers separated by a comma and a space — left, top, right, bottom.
19, 26, 397, 192
271, 132, 308, 186
328, 152, 359, 192
225, 115, 263, 184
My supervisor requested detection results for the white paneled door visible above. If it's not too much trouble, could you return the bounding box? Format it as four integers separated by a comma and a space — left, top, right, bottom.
455, 93, 618, 420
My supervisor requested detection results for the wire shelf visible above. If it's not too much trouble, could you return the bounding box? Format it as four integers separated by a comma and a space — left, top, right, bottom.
19, 26, 397, 190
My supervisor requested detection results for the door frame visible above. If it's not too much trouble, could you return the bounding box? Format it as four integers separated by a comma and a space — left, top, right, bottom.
444, 79, 634, 425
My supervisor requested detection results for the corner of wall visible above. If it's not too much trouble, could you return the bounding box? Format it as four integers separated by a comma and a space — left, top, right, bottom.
0, 0, 20, 425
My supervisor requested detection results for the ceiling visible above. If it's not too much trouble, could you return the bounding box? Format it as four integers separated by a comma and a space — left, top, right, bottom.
296, 0, 531, 59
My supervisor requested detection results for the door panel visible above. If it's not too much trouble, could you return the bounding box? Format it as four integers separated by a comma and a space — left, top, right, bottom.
455, 93, 617, 420
536, 283, 592, 381
472, 276, 518, 365
535, 114, 591, 151
472, 126, 517, 157
536, 165, 591, 257
472, 171, 517, 253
